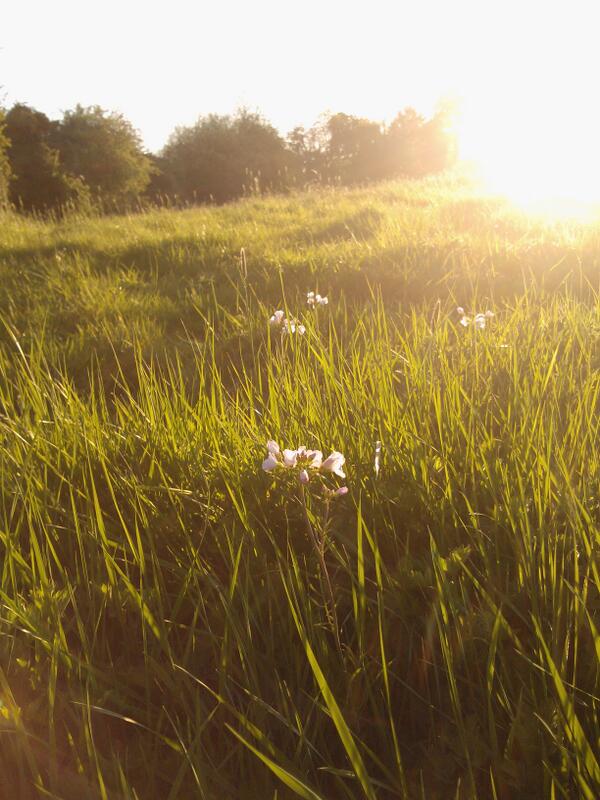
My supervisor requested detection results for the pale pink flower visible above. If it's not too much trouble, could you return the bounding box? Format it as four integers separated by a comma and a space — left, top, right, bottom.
324, 484, 349, 498
305, 449, 323, 468
282, 449, 299, 467
270, 310, 285, 326
262, 442, 346, 490
307, 291, 328, 307
262, 440, 281, 471
457, 307, 494, 329
282, 318, 306, 335
321, 451, 346, 479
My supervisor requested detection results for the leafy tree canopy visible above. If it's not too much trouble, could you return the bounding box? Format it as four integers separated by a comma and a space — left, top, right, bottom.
4, 104, 88, 213
54, 105, 153, 207
0, 107, 11, 207
162, 109, 291, 203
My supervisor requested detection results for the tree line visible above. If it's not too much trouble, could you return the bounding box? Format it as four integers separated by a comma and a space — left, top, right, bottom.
0, 102, 456, 214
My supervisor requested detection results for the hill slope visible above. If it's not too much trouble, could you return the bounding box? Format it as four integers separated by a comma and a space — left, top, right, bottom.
1, 177, 599, 798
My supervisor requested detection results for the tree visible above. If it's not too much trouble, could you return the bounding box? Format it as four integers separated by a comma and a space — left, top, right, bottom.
323, 113, 387, 183
54, 105, 152, 208
4, 104, 88, 213
0, 107, 10, 207
161, 109, 291, 203
386, 106, 456, 177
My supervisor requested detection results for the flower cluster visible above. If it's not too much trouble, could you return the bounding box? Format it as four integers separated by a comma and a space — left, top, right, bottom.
457, 307, 494, 329
269, 310, 306, 335
307, 291, 328, 307
262, 440, 347, 494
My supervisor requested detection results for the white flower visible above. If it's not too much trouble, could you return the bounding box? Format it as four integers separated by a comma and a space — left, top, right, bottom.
262, 453, 279, 471
282, 318, 305, 335
307, 291, 328, 307
321, 451, 346, 479
282, 448, 300, 467
262, 442, 346, 486
261, 440, 281, 471
305, 449, 323, 468
270, 310, 285, 325
457, 308, 494, 329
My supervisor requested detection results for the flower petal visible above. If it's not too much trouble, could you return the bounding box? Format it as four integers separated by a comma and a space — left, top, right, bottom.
306, 450, 323, 468
267, 440, 280, 455
321, 451, 346, 478
262, 454, 279, 471
282, 449, 298, 467
299, 469, 310, 484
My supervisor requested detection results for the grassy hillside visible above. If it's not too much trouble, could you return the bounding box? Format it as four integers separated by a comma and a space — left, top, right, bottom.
1, 176, 599, 799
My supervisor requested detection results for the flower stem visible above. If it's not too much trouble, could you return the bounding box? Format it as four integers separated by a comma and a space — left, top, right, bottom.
299, 485, 341, 653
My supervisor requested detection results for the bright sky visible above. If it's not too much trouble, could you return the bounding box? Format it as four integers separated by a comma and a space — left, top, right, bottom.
3, 0, 600, 204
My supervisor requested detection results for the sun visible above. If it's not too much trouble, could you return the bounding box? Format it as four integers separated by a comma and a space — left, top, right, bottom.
443, 0, 600, 220
454, 93, 600, 219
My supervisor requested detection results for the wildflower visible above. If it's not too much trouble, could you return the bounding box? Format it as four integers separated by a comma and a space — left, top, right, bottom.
324, 485, 349, 498
307, 291, 328, 307
262, 443, 323, 474
320, 451, 346, 479
270, 310, 285, 325
261, 442, 346, 485
282, 319, 306, 335
474, 310, 494, 329
457, 307, 494, 329
261, 440, 281, 471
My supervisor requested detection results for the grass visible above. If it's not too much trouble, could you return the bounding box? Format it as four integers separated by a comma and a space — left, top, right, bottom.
0, 173, 599, 798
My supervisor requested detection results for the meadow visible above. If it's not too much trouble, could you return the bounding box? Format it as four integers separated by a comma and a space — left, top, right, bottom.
0, 174, 599, 799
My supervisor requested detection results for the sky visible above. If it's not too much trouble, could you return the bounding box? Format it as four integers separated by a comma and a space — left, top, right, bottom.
3, 0, 600, 170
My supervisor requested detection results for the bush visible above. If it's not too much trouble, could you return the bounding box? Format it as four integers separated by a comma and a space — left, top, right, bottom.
162, 108, 292, 203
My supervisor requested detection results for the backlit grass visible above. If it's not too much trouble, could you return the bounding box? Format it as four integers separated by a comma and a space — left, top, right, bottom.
0, 175, 599, 798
